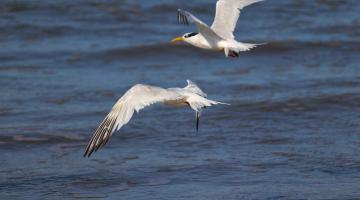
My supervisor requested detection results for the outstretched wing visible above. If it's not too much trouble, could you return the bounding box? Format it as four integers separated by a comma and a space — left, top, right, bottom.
184, 80, 207, 97
178, 9, 223, 40
84, 84, 182, 157
211, 0, 263, 39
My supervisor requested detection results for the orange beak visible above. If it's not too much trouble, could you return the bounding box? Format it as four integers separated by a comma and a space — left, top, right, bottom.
171, 36, 184, 43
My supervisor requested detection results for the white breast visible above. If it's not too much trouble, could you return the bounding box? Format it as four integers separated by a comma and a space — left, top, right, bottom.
186, 34, 223, 50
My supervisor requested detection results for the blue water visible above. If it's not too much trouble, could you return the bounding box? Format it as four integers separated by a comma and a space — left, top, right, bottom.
1, 0, 360, 199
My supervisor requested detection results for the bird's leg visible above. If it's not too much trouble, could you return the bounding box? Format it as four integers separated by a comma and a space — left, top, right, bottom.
228, 50, 239, 58
233, 51, 239, 57
196, 111, 200, 132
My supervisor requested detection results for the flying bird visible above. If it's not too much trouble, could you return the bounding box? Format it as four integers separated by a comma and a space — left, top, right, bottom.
84, 80, 228, 157
171, 0, 264, 58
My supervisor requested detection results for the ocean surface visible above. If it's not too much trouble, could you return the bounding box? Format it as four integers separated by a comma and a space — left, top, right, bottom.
1, 0, 360, 199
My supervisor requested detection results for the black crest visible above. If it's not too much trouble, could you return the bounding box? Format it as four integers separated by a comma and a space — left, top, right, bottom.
184, 32, 198, 38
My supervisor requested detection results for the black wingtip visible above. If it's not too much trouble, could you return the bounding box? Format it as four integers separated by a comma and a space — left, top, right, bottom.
177, 9, 189, 26
177, 10, 180, 24
184, 14, 189, 25
83, 146, 90, 158
83, 148, 92, 158
181, 12, 185, 25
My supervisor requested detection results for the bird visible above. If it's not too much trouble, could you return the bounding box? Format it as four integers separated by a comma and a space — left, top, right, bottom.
171, 0, 264, 58
83, 80, 229, 157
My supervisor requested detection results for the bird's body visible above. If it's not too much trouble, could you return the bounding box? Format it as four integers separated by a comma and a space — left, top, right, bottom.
184, 34, 221, 50
183, 33, 254, 53
172, 0, 264, 58
84, 80, 228, 157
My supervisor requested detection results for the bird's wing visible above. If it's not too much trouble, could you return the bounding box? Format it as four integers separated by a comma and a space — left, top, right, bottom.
178, 9, 223, 40
184, 80, 207, 97
211, 0, 263, 39
84, 84, 182, 157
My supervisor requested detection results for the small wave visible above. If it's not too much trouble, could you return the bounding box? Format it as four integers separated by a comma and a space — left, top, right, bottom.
232, 92, 360, 113
255, 137, 293, 145
0, 23, 74, 42
46, 96, 72, 105
0, 65, 44, 73
102, 43, 218, 61
252, 40, 360, 54
101, 40, 360, 61
310, 24, 360, 37
0, 107, 12, 116
1, 1, 33, 13
146, 4, 179, 13
0, 134, 86, 148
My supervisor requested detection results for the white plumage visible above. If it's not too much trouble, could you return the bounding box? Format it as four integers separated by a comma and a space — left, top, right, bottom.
172, 0, 264, 58
84, 80, 228, 157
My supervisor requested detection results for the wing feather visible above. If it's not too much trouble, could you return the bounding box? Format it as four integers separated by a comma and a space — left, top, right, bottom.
177, 9, 223, 40
84, 84, 182, 157
185, 80, 207, 97
211, 0, 263, 39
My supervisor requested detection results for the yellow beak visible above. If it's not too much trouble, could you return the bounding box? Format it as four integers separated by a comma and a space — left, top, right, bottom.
171, 36, 184, 43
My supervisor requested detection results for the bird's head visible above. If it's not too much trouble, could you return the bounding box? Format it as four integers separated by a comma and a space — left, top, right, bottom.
171, 32, 198, 43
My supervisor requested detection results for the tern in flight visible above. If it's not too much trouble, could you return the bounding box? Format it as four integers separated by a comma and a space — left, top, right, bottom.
171, 0, 264, 58
84, 80, 228, 157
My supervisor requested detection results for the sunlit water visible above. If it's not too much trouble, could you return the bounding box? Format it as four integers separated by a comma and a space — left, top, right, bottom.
1, 0, 360, 199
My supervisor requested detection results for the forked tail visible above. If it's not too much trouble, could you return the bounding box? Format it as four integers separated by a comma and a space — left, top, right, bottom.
224, 42, 266, 58
189, 98, 229, 132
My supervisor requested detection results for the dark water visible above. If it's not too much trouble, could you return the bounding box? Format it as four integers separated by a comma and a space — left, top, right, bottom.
1, 0, 360, 199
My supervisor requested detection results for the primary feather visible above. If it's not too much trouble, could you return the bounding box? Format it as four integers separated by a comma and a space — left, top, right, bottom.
84, 85, 182, 157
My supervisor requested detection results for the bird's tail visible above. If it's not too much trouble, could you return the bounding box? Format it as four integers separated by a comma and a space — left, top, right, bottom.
208, 99, 230, 106
239, 42, 266, 51
188, 97, 229, 132
188, 96, 229, 113
224, 42, 266, 58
